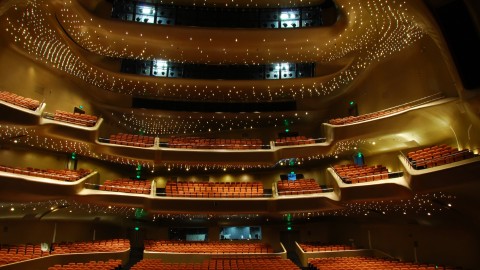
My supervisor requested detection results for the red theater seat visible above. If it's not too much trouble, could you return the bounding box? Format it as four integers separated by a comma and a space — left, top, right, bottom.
407, 145, 475, 170
0, 90, 41, 111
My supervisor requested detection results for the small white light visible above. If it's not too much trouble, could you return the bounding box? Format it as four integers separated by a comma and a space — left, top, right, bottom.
280, 13, 289, 20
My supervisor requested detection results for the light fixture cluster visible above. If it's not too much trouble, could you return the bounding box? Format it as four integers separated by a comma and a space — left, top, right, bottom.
0, 199, 139, 219
0, 124, 34, 142
291, 192, 457, 219
0, 124, 271, 171
0, 123, 363, 171
105, 109, 311, 135
0, 124, 156, 169
301, 139, 366, 162
4, 0, 425, 102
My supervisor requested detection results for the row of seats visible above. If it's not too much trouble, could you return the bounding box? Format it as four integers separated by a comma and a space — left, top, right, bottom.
144, 241, 273, 254
0, 165, 92, 182
48, 259, 122, 270
333, 164, 390, 184
275, 136, 316, 146
168, 137, 263, 150
0, 243, 47, 265
51, 239, 130, 254
99, 178, 151, 194
0, 90, 40, 111
276, 179, 325, 195
298, 243, 355, 252
328, 106, 411, 125
165, 181, 264, 198
308, 256, 459, 270
407, 145, 475, 169
131, 257, 300, 270
53, 110, 98, 127
0, 239, 128, 266
109, 133, 155, 147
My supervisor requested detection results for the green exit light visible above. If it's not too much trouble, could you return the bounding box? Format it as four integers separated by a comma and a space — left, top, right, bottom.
287, 226, 292, 231
79, 105, 84, 109
134, 227, 139, 231
71, 152, 76, 160
285, 128, 290, 133
136, 164, 142, 179
349, 101, 355, 106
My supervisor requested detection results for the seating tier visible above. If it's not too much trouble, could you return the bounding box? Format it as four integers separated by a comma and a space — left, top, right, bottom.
165, 181, 264, 198
99, 178, 151, 194
309, 256, 458, 270
144, 241, 273, 254
53, 110, 98, 127
407, 144, 475, 169
47, 259, 122, 270
0, 239, 128, 266
333, 164, 390, 184
298, 243, 354, 252
329, 106, 410, 125
168, 137, 263, 150
132, 257, 300, 270
0, 90, 40, 111
51, 239, 130, 254
109, 133, 155, 147
275, 136, 315, 146
277, 179, 324, 195
0, 165, 91, 182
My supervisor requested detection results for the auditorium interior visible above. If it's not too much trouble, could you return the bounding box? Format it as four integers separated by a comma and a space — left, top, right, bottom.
0, 0, 480, 269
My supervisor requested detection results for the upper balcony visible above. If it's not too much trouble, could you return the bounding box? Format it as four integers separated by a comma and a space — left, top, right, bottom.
110, 0, 337, 29
1, 0, 441, 102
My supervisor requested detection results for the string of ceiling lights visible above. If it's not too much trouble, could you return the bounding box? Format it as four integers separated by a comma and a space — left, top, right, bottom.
4, 0, 424, 101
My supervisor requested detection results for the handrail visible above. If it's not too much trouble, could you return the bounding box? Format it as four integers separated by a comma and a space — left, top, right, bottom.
329, 92, 445, 125
370, 92, 444, 114
156, 191, 272, 198
167, 142, 271, 150
277, 187, 334, 195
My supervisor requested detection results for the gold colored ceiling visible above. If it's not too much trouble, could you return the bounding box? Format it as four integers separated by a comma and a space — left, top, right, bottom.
0, 0, 434, 101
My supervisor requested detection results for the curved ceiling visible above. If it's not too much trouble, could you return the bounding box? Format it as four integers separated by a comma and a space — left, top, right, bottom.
0, 0, 432, 102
